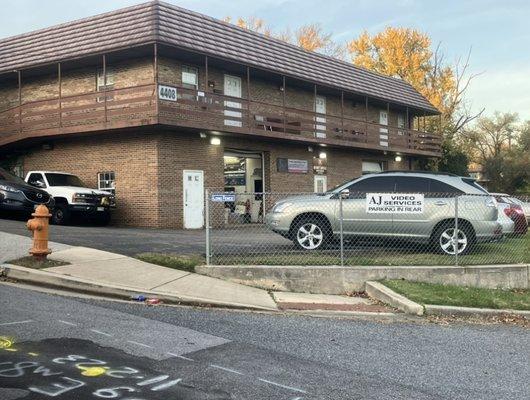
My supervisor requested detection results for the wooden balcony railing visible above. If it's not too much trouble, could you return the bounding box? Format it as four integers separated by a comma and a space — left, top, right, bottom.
159, 86, 442, 156
0, 83, 158, 146
0, 83, 442, 156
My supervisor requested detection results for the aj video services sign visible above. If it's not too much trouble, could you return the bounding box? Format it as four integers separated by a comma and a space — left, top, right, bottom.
366, 193, 424, 214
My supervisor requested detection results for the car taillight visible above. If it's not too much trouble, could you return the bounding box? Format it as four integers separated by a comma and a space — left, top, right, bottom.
503, 207, 512, 217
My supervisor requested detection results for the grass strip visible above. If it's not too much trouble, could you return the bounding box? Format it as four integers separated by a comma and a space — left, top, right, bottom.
7, 256, 69, 269
381, 279, 530, 311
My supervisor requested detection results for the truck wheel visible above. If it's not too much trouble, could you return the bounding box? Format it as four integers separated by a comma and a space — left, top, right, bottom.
292, 217, 330, 251
51, 205, 70, 225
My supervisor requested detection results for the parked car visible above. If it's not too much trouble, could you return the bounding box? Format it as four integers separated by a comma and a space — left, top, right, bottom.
519, 200, 530, 223
24, 171, 115, 225
496, 202, 515, 236
491, 193, 528, 235
266, 172, 502, 255
0, 167, 54, 214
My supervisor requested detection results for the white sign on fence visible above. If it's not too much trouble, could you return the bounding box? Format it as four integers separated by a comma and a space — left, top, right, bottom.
211, 194, 236, 202
158, 85, 177, 101
366, 193, 424, 214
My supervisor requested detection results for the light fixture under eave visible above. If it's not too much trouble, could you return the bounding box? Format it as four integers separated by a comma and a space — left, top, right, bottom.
395, 155, 402, 162
210, 137, 221, 146
199, 132, 207, 139
319, 152, 327, 159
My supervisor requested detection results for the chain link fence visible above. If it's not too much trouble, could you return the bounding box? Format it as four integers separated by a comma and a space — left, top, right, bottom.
205, 190, 529, 267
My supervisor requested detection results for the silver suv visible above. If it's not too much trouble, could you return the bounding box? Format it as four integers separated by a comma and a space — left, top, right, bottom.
266, 172, 502, 255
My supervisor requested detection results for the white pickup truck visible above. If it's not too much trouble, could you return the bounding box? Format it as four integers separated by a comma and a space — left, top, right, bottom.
25, 171, 115, 225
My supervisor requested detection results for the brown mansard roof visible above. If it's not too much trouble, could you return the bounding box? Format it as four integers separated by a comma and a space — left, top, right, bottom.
0, 1, 439, 113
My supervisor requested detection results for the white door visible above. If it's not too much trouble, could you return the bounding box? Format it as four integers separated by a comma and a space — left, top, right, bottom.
224, 75, 242, 127
315, 95, 326, 138
379, 110, 389, 147
314, 175, 327, 193
183, 170, 204, 229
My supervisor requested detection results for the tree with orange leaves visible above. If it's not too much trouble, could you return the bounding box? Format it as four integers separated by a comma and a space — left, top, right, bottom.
224, 17, 343, 58
347, 27, 481, 135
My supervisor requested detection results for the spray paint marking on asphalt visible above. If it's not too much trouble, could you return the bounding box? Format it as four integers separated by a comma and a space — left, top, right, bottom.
0, 338, 197, 399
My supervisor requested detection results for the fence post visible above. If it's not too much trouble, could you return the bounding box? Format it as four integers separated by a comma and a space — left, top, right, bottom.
205, 188, 211, 265
454, 195, 459, 267
339, 193, 344, 267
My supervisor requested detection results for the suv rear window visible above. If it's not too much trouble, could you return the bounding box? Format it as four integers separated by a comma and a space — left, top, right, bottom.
394, 177, 430, 193
462, 178, 488, 193
392, 176, 463, 197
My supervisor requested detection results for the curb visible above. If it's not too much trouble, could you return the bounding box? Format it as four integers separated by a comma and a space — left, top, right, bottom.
424, 304, 530, 319
0, 264, 277, 311
365, 281, 424, 316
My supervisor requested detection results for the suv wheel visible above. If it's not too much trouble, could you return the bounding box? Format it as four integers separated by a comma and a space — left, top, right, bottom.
434, 223, 473, 255
51, 204, 70, 225
293, 218, 328, 250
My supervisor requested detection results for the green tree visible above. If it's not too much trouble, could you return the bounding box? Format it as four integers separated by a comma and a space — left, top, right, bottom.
462, 112, 530, 193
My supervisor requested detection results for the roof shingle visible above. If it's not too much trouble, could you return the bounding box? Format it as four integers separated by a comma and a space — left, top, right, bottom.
0, 1, 438, 113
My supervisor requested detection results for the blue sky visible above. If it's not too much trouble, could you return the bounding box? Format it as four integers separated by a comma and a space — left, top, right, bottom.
1, 0, 528, 120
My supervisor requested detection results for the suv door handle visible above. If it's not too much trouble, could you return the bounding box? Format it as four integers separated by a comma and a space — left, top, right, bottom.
434, 200, 448, 206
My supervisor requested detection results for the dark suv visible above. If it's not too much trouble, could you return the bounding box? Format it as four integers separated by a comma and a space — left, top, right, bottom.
0, 167, 54, 215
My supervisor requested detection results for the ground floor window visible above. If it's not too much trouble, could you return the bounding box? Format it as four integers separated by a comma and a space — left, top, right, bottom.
362, 160, 387, 174
98, 171, 116, 194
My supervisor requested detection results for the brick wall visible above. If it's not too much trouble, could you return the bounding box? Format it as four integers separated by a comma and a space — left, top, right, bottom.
0, 57, 154, 111
154, 130, 408, 228
22, 132, 160, 227
20, 129, 408, 229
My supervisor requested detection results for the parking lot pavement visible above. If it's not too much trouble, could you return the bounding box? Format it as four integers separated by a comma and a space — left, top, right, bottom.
0, 217, 292, 257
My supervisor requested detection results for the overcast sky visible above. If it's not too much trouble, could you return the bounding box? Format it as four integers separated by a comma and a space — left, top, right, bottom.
1, 0, 528, 120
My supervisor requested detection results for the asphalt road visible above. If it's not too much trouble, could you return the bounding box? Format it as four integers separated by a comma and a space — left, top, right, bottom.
1, 284, 529, 399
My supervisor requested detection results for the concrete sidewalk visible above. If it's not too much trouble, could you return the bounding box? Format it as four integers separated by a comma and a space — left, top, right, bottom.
0, 231, 393, 314
42, 246, 278, 310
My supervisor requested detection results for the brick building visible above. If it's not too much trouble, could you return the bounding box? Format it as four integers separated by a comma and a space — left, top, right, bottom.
0, 1, 441, 228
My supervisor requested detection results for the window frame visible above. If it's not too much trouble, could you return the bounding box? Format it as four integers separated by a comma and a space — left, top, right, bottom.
181, 65, 199, 90
361, 160, 387, 175
96, 68, 115, 91
97, 171, 116, 194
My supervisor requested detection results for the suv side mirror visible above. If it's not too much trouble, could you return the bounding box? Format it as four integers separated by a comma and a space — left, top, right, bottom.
340, 189, 350, 199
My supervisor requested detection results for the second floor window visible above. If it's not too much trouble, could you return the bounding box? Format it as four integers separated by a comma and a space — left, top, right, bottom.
398, 114, 405, 128
182, 66, 198, 90
97, 68, 115, 91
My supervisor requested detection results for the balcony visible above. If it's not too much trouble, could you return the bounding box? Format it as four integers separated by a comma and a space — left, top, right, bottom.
0, 83, 441, 156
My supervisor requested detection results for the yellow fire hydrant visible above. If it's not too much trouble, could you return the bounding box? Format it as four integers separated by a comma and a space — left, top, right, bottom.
27, 204, 52, 260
